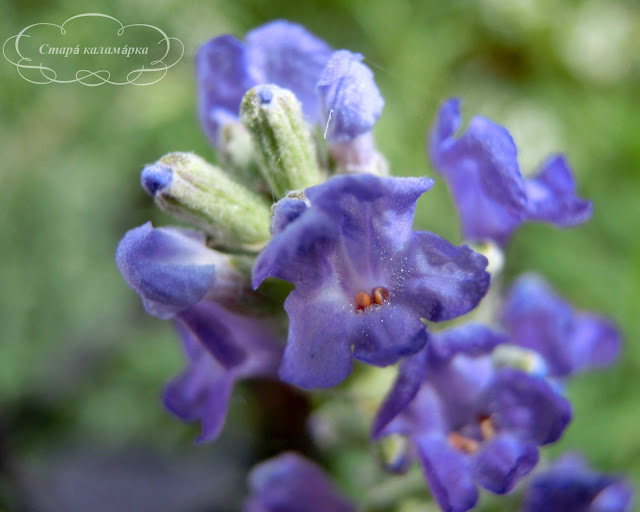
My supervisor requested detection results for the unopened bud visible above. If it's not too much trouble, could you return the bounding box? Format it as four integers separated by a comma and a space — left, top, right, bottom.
141, 152, 271, 248
240, 85, 323, 197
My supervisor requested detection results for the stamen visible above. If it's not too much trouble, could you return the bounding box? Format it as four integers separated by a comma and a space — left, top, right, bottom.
355, 286, 390, 312
355, 292, 372, 312
479, 415, 496, 440
448, 432, 480, 454
372, 286, 390, 305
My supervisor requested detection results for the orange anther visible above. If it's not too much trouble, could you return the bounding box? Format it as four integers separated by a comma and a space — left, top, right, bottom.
479, 416, 496, 440
448, 432, 480, 454
355, 292, 372, 312
372, 286, 390, 305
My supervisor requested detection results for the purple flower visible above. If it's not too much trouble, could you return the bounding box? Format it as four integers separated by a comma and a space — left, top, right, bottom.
164, 301, 281, 443
373, 324, 572, 512
522, 454, 634, 512
501, 273, 621, 377
429, 98, 592, 245
197, 20, 382, 146
244, 452, 355, 512
253, 173, 490, 389
116, 222, 283, 442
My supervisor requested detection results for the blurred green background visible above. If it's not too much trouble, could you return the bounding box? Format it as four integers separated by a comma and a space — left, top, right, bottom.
1, 0, 639, 510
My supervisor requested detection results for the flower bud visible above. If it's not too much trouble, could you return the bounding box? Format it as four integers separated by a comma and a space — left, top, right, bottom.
240, 84, 323, 197
141, 152, 271, 248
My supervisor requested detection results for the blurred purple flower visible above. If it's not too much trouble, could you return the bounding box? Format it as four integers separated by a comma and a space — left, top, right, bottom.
501, 273, 621, 377
429, 98, 592, 245
373, 324, 572, 512
522, 454, 634, 512
244, 452, 355, 512
197, 20, 382, 146
253, 174, 490, 389
164, 301, 282, 443
116, 222, 283, 442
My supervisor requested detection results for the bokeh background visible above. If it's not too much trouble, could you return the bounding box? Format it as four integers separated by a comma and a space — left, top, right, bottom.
1, 1, 639, 511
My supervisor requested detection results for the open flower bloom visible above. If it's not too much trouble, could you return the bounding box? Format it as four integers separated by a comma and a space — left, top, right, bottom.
522, 454, 634, 512
244, 452, 355, 512
197, 20, 382, 147
164, 301, 282, 443
429, 98, 592, 245
253, 173, 490, 389
373, 324, 572, 512
501, 273, 621, 377
116, 222, 282, 442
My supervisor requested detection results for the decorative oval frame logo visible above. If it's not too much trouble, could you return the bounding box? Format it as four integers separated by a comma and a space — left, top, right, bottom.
3, 13, 184, 86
